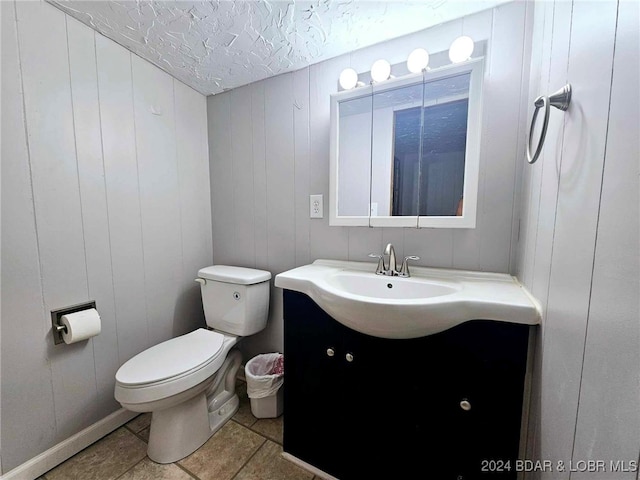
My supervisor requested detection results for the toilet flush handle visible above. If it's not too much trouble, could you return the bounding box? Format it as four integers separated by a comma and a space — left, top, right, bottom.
194, 278, 206, 285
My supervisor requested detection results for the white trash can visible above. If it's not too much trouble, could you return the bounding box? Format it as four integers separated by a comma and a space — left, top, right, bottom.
245, 353, 284, 418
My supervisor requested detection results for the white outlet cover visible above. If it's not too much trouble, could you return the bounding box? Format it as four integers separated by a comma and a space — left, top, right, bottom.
310, 194, 323, 219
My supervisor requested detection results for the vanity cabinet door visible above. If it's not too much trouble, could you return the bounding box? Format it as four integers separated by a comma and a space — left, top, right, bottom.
433, 321, 529, 479
284, 290, 364, 479
283, 290, 341, 476
284, 291, 409, 478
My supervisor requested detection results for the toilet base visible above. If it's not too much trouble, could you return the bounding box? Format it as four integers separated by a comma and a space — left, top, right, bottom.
147, 349, 242, 463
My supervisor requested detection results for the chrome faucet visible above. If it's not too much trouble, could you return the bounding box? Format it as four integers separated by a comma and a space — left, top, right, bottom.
368, 243, 420, 277
384, 243, 398, 276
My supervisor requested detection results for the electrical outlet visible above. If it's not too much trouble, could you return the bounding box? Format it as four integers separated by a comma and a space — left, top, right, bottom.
310, 194, 323, 218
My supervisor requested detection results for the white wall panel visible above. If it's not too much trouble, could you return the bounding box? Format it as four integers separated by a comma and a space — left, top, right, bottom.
403, 229, 453, 268
1, 0, 57, 470
348, 227, 383, 264
262, 74, 297, 355
293, 68, 311, 267
519, 1, 552, 465
15, 1, 97, 442
571, 1, 640, 474
208, 93, 235, 266
264, 74, 296, 274
1, 1, 211, 471
517, 0, 640, 477
529, 0, 572, 311
132, 56, 182, 347
230, 85, 256, 268
67, 17, 120, 416
174, 80, 212, 336
539, 1, 618, 472
508, 0, 534, 277
95, 35, 150, 364
476, 2, 527, 273
251, 82, 269, 271
515, 0, 551, 284
510, 0, 554, 288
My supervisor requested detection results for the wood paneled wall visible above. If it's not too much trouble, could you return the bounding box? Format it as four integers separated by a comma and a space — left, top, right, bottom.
208, 2, 534, 359
1, 1, 211, 471
517, 0, 640, 476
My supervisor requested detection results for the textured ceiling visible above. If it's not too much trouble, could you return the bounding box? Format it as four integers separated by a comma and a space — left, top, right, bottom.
49, 1, 505, 96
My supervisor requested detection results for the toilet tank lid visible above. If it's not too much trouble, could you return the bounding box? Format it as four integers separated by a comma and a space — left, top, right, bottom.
198, 265, 271, 285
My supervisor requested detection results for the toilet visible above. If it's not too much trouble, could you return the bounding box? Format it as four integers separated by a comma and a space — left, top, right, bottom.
114, 265, 271, 464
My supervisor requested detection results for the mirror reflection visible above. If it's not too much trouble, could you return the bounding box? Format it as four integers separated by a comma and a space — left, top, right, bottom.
391, 73, 470, 217
338, 94, 372, 217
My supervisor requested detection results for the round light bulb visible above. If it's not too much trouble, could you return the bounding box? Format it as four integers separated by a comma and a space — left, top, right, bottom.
449, 36, 474, 63
407, 48, 430, 73
339, 68, 358, 90
371, 59, 391, 82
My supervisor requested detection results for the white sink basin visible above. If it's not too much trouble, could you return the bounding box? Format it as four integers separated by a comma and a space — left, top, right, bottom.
275, 260, 541, 339
325, 271, 459, 300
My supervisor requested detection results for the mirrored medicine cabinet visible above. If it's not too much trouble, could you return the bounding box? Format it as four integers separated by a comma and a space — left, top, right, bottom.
329, 58, 484, 228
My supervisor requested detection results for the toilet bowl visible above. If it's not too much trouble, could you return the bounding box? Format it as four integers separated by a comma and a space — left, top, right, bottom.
114, 266, 271, 464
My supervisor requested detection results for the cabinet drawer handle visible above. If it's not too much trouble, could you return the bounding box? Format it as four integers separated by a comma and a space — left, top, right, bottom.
326, 348, 335, 357
345, 353, 354, 362
460, 399, 471, 411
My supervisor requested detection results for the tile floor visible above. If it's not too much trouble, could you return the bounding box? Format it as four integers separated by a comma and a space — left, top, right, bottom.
41, 381, 317, 480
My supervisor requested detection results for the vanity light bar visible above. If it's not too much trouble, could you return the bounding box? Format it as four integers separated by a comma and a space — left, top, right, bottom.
338, 36, 474, 90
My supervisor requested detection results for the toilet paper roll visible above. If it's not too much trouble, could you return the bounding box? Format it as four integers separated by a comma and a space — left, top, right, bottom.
61, 308, 101, 344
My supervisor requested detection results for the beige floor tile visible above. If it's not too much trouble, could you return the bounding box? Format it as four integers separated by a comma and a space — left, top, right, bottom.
178, 421, 265, 480
234, 440, 313, 480
251, 415, 283, 444
126, 413, 152, 433
118, 458, 194, 480
233, 381, 258, 427
44, 428, 147, 480
138, 426, 150, 443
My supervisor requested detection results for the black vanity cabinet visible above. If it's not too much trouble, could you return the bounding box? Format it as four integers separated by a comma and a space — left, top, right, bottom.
283, 290, 531, 480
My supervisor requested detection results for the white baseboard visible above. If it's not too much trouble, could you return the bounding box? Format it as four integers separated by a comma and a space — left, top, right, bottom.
1, 408, 137, 480
281, 452, 339, 480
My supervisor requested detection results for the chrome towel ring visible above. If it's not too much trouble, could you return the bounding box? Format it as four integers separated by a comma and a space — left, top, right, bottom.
526, 84, 572, 164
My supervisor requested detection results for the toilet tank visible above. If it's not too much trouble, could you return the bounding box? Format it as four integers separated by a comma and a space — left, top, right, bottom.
197, 266, 271, 336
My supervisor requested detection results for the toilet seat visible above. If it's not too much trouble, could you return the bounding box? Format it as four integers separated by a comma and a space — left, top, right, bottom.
117, 329, 224, 386
115, 329, 233, 406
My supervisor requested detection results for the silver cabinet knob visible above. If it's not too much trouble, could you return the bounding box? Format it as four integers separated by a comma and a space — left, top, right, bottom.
326, 348, 335, 357
460, 399, 471, 411
345, 353, 354, 362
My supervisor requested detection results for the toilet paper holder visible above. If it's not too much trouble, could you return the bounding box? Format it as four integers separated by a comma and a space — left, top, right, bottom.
51, 301, 96, 345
